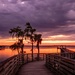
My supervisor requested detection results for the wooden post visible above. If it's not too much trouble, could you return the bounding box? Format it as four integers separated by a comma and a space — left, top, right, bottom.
46, 54, 47, 65
27, 54, 28, 63
43, 54, 44, 60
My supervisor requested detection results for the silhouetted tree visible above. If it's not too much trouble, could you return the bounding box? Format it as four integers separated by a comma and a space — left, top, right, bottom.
34, 34, 42, 61
9, 22, 36, 62
10, 41, 21, 54
25, 22, 36, 61
9, 26, 24, 52
9, 26, 25, 63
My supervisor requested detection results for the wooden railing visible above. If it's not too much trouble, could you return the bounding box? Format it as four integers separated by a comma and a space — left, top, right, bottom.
24, 53, 46, 62
46, 53, 75, 75
0, 55, 22, 75
61, 52, 75, 59
0, 53, 46, 75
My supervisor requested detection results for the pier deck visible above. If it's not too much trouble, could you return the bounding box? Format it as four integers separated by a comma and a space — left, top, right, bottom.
0, 53, 75, 75
17, 61, 53, 75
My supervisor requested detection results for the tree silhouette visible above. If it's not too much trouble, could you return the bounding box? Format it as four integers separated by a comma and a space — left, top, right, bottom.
34, 34, 42, 61
10, 41, 21, 54
9, 26, 24, 52
25, 22, 36, 61
9, 26, 25, 63
9, 22, 36, 62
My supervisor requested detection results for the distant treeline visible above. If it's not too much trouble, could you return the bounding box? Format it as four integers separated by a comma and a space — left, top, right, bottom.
0, 46, 6, 50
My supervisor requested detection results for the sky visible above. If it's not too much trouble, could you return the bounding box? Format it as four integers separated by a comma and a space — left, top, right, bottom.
0, 0, 75, 45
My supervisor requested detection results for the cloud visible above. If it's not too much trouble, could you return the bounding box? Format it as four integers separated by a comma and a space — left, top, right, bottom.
0, 0, 75, 39
66, 10, 75, 19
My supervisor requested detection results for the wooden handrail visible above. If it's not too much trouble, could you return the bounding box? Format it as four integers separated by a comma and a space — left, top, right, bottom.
46, 53, 75, 75
0, 55, 22, 75
61, 52, 75, 59
0, 53, 46, 75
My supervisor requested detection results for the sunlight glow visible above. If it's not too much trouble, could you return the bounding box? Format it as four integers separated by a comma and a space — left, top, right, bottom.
49, 35, 69, 38
42, 40, 75, 43
0, 37, 75, 45
0, 34, 75, 45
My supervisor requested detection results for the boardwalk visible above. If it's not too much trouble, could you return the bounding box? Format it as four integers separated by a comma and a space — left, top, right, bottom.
17, 61, 53, 75
0, 53, 74, 75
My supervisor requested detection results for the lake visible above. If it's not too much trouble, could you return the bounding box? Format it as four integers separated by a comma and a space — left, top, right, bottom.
0, 46, 75, 62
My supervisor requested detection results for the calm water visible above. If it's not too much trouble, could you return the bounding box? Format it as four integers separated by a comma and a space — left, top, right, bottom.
0, 46, 75, 62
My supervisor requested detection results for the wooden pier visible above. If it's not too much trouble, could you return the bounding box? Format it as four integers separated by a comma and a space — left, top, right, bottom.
17, 61, 53, 75
0, 53, 46, 75
46, 53, 75, 75
0, 52, 75, 75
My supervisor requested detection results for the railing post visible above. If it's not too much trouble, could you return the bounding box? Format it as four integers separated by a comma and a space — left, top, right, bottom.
27, 54, 28, 63
21, 54, 24, 64
46, 54, 47, 65
74, 52, 75, 59
43, 54, 44, 60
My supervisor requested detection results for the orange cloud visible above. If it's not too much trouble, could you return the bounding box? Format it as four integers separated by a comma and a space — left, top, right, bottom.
0, 35, 75, 45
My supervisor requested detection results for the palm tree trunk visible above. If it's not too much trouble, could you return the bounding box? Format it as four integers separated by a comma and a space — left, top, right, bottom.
32, 42, 34, 61
37, 43, 40, 61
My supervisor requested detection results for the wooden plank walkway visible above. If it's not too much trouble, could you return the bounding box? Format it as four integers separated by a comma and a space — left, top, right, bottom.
17, 61, 53, 75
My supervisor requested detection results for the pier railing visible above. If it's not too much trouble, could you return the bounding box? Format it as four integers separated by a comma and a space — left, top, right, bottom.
61, 52, 75, 59
0, 53, 46, 75
0, 55, 22, 75
46, 53, 75, 75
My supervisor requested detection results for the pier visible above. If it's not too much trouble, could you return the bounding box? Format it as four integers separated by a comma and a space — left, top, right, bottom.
46, 53, 75, 75
0, 49, 75, 75
17, 61, 53, 75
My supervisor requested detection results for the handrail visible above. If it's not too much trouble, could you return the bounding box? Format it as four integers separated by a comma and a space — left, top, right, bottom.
0, 53, 46, 75
46, 53, 75, 75
61, 52, 75, 59
0, 55, 22, 75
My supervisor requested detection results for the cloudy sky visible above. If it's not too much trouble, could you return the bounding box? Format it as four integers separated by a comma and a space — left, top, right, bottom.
0, 0, 75, 45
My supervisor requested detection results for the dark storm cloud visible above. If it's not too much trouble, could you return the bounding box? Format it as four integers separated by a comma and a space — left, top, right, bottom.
0, 0, 75, 38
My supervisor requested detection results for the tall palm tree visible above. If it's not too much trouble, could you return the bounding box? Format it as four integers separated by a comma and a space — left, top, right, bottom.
9, 26, 24, 52
9, 23, 36, 62
34, 34, 42, 61
25, 22, 36, 61
9, 26, 25, 63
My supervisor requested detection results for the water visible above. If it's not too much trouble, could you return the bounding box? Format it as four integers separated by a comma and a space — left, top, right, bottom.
0, 46, 75, 62
0, 48, 18, 62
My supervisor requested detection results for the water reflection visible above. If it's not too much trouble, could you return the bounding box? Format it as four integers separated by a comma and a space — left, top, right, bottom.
0, 46, 75, 62
0, 48, 18, 62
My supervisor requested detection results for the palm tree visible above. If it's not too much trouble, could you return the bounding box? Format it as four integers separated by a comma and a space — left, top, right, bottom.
25, 22, 36, 61
9, 26, 25, 63
9, 22, 36, 62
34, 34, 42, 61
9, 26, 24, 52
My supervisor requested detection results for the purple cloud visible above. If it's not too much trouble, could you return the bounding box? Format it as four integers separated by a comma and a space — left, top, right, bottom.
0, 0, 75, 39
